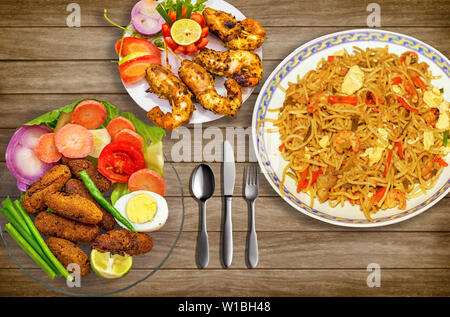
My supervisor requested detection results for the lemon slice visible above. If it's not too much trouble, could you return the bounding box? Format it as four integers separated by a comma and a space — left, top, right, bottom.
170, 19, 202, 46
90, 249, 133, 279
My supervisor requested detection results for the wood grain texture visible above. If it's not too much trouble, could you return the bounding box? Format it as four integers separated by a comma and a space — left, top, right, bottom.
0, 0, 449, 297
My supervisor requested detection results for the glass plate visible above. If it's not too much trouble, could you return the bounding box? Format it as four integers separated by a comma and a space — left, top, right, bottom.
0, 159, 184, 296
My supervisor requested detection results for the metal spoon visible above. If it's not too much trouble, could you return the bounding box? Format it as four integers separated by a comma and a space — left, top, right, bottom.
191, 164, 215, 269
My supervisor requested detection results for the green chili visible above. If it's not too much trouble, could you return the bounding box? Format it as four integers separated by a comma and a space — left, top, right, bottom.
185, 4, 193, 18
156, 3, 173, 26
78, 171, 137, 232
443, 130, 448, 147
5, 223, 57, 279
176, 0, 183, 20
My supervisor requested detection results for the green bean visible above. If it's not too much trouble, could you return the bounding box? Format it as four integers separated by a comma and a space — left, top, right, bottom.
4, 223, 57, 279
78, 170, 137, 232
12, 199, 73, 281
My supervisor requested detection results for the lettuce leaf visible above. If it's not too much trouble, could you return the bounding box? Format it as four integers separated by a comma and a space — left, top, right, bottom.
25, 98, 120, 130
110, 183, 130, 206
120, 112, 166, 145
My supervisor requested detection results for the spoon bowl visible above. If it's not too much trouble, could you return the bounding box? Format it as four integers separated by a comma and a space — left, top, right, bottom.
191, 164, 215, 268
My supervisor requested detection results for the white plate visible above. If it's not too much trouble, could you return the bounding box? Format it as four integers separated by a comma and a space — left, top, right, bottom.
122, 0, 262, 124
252, 29, 450, 227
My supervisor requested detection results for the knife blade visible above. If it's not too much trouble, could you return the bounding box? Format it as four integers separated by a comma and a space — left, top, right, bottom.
222, 140, 235, 267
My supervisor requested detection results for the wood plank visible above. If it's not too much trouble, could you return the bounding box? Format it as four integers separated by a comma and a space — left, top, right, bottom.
2, 27, 450, 61
1, 0, 449, 27
0, 60, 277, 94
0, 94, 258, 129
1, 231, 450, 269
0, 268, 449, 296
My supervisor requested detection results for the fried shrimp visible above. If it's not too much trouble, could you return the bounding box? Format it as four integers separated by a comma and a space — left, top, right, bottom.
145, 64, 195, 130
178, 60, 242, 116
91, 230, 153, 256
203, 7, 266, 51
44, 192, 103, 225
46, 237, 90, 277
195, 48, 263, 87
333, 131, 360, 154
35, 212, 99, 243
383, 189, 406, 210
22, 165, 71, 214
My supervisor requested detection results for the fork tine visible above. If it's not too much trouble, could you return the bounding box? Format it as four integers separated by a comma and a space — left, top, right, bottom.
255, 165, 259, 186
252, 165, 256, 185
244, 165, 249, 185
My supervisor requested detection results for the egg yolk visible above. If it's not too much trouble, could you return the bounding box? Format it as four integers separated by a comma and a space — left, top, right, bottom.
126, 194, 157, 224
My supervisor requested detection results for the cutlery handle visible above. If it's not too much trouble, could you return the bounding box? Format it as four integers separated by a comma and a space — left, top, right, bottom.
222, 196, 233, 268
247, 200, 258, 268
197, 201, 209, 269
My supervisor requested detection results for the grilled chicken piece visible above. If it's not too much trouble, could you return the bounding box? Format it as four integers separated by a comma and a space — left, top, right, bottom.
145, 64, 195, 130
195, 48, 263, 87
178, 60, 242, 116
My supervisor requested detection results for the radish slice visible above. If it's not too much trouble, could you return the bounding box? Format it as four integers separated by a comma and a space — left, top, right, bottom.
131, 0, 164, 36
54, 123, 94, 158
5, 125, 57, 190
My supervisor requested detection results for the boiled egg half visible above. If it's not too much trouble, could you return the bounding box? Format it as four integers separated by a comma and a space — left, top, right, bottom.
114, 190, 169, 232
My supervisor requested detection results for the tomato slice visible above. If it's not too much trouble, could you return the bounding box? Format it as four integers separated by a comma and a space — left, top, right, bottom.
196, 38, 209, 50
185, 43, 198, 54
164, 36, 178, 51
190, 13, 205, 28
128, 169, 166, 196
161, 23, 171, 38
98, 141, 146, 183
119, 54, 161, 83
115, 37, 161, 58
201, 27, 209, 38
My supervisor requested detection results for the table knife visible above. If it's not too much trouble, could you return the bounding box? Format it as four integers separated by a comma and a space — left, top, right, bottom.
222, 140, 235, 268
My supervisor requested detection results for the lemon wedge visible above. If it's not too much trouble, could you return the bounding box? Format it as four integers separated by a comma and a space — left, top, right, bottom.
90, 249, 133, 279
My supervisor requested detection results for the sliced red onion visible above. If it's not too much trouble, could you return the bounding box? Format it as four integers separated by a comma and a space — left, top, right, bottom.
5, 125, 57, 191
131, 0, 164, 36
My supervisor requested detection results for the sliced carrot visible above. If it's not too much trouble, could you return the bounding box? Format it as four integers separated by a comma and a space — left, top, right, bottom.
34, 133, 62, 163
435, 156, 448, 167
71, 100, 107, 129
412, 76, 427, 91
128, 169, 166, 196
106, 117, 136, 140
114, 128, 145, 149
54, 123, 94, 158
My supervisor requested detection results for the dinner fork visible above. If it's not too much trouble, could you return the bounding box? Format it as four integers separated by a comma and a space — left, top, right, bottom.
244, 165, 259, 268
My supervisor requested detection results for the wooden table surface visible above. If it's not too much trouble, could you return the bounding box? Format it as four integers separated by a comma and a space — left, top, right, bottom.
0, 0, 449, 297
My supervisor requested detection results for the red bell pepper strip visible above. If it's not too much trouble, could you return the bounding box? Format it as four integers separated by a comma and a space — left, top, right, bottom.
435, 156, 448, 167
328, 95, 358, 105
328, 56, 335, 62
310, 167, 323, 186
392, 76, 402, 85
412, 76, 427, 91
371, 187, 387, 203
397, 97, 418, 112
279, 144, 285, 152
394, 141, 404, 159
383, 149, 393, 177
296, 166, 309, 192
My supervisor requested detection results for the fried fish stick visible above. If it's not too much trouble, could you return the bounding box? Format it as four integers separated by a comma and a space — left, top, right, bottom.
46, 237, 90, 277
91, 230, 153, 256
61, 157, 111, 193
22, 165, 71, 214
44, 192, 103, 225
65, 179, 116, 231
35, 212, 99, 243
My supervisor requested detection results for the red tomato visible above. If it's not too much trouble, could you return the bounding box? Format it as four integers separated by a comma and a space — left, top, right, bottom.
196, 38, 209, 50
115, 37, 161, 58
201, 27, 209, 38
114, 128, 145, 150
71, 100, 107, 130
161, 23, 171, 38
185, 43, 198, 54
190, 13, 205, 27
98, 141, 146, 183
106, 117, 135, 140
168, 10, 176, 22
174, 45, 186, 55
128, 169, 166, 196
164, 36, 178, 50
119, 54, 161, 83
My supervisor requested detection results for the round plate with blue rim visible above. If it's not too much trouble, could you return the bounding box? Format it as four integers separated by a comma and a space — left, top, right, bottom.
252, 29, 450, 227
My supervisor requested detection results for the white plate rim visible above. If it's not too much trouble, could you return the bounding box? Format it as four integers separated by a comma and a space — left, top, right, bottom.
251, 28, 450, 228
